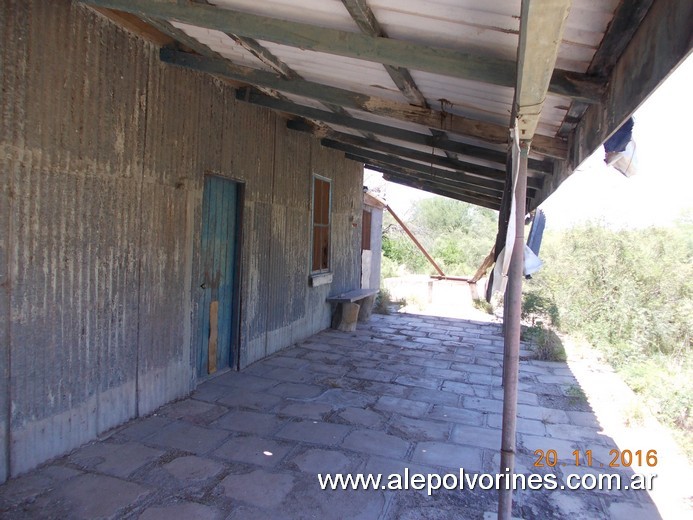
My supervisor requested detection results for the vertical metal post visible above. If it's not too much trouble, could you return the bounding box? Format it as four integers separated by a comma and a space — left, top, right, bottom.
497, 140, 529, 520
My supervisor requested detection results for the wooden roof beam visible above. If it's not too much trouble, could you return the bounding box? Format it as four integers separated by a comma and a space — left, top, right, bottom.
379, 174, 502, 211
340, 0, 427, 107
557, 0, 655, 137
289, 120, 510, 181
161, 49, 567, 158
363, 163, 506, 200
347, 152, 536, 196
237, 88, 555, 173
330, 139, 543, 189
83, 0, 604, 103
383, 173, 502, 208
320, 140, 544, 191
535, 0, 693, 208
352, 155, 538, 200
515, 0, 573, 140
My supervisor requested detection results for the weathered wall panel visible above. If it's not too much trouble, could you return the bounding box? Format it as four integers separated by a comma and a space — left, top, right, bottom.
1, 0, 363, 480
2, 1, 148, 477
0, 1, 20, 483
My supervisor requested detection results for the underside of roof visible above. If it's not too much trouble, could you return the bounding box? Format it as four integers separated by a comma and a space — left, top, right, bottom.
86, 0, 692, 212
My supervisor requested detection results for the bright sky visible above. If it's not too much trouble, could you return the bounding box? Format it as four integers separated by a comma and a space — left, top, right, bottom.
366, 53, 693, 229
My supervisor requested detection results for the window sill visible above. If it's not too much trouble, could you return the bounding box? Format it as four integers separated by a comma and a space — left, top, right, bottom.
310, 272, 333, 287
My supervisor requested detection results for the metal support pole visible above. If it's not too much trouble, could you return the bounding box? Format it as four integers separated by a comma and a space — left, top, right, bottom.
497, 141, 529, 520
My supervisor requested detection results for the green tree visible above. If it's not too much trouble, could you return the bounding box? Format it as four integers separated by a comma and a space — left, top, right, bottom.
382, 197, 497, 276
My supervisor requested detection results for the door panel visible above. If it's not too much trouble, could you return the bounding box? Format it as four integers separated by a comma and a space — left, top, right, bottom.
198, 176, 239, 377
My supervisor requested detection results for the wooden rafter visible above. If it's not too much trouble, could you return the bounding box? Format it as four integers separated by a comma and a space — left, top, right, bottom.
557, 0, 655, 137
330, 140, 544, 191
162, 49, 568, 158
347, 153, 540, 199
221, 34, 371, 137
340, 0, 427, 107
238, 89, 554, 173
384, 173, 502, 207
227, 35, 299, 80
289, 121, 511, 182
515, 0, 572, 140
533, 0, 693, 209
363, 163, 506, 200
380, 174, 501, 211
83, 0, 604, 103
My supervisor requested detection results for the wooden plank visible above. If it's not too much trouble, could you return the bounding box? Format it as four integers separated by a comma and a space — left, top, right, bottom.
589, 0, 656, 77
515, 0, 572, 140
160, 49, 568, 154
141, 16, 223, 59
160, 49, 502, 153
364, 162, 510, 199
327, 288, 378, 303
382, 172, 502, 206
242, 89, 554, 173
538, 0, 693, 207
90, 7, 173, 46
340, 0, 427, 107
383, 175, 501, 211
293, 123, 509, 181
324, 137, 506, 181
557, 0, 655, 137
84, 0, 603, 102
222, 38, 372, 139
572, 7, 692, 169
330, 141, 544, 190
471, 247, 496, 283
345, 149, 543, 197
345, 150, 504, 192
208, 300, 218, 374
227, 35, 298, 79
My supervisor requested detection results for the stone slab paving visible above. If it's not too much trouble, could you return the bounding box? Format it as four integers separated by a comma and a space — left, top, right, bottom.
0, 313, 666, 519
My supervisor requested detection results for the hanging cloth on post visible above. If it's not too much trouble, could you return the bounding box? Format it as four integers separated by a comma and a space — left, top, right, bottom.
604, 117, 637, 177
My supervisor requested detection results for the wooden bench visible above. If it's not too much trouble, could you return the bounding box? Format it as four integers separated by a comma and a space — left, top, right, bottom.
326, 288, 378, 331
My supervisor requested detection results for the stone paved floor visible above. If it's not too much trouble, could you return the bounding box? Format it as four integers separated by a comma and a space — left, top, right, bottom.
0, 313, 662, 519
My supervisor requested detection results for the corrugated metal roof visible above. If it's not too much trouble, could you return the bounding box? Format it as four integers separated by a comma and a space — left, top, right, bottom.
369, 0, 520, 57
257, 41, 409, 104
170, 22, 274, 71
212, 0, 359, 31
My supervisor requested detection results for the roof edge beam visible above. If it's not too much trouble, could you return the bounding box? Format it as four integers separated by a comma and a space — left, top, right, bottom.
515, 0, 572, 140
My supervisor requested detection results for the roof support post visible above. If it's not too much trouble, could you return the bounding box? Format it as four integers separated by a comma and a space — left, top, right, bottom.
497, 139, 529, 520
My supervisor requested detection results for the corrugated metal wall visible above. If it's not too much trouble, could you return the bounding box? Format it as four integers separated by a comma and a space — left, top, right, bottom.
0, 0, 363, 481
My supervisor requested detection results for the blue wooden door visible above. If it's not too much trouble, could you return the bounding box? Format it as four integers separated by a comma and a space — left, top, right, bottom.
198, 176, 239, 377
